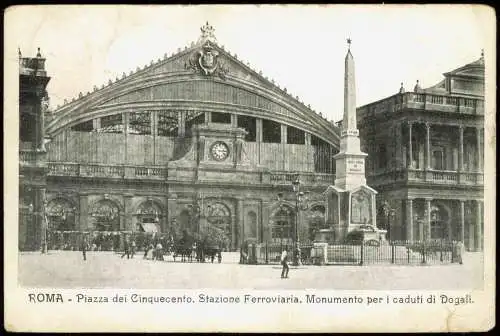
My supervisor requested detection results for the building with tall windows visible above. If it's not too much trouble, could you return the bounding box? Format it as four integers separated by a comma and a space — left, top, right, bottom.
18, 23, 340, 251
357, 53, 485, 251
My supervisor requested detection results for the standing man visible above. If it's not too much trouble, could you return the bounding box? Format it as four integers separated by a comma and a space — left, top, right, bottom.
281, 247, 289, 279
121, 237, 130, 259
81, 234, 88, 261
130, 239, 136, 259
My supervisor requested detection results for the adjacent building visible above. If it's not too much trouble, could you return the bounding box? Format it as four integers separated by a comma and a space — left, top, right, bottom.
357, 53, 485, 251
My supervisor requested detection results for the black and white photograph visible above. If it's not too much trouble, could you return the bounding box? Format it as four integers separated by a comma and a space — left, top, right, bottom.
4, 4, 495, 333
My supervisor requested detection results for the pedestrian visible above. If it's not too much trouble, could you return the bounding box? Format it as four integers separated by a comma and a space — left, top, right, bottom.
281, 247, 289, 278
155, 242, 163, 261
217, 250, 222, 264
81, 236, 87, 261
453, 241, 464, 264
121, 239, 130, 259
130, 240, 136, 259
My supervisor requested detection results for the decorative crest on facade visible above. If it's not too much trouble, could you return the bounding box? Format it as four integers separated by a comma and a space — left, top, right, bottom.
185, 40, 229, 80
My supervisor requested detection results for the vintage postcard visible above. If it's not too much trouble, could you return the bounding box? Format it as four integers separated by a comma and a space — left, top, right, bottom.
4, 4, 495, 332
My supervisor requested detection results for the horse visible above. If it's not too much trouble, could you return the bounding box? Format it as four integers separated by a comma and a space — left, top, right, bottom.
172, 242, 195, 262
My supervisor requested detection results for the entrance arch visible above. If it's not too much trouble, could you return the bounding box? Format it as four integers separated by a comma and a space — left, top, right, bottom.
46, 198, 77, 232
206, 202, 232, 248
270, 205, 295, 245
90, 199, 121, 232
135, 200, 163, 233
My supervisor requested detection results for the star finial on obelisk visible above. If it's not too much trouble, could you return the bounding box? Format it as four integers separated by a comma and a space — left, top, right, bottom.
347, 37, 352, 50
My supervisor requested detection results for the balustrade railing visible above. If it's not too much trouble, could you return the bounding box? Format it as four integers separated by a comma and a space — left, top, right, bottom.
358, 92, 483, 122
370, 168, 482, 186
20, 150, 37, 164
269, 172, 334, 185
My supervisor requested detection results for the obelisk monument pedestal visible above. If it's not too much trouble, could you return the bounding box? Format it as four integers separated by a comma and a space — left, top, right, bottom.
324, 40, 378, 243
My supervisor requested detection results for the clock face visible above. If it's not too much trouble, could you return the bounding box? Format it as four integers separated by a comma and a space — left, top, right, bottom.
211, 141, 229, 161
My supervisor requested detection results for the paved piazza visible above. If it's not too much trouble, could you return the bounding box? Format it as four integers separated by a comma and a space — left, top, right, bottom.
18, 251, 484, 290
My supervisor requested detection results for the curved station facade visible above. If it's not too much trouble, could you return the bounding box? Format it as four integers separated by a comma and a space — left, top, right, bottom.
19, 24, 340, 251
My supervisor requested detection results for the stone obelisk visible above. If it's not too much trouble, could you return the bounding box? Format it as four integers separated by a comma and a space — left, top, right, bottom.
333, 39, 368, 190
324, 39, 377, 243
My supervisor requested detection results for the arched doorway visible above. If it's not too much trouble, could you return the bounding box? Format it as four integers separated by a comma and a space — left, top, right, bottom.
46, 198, 77, 250
308, 205, 326, 243
271, 205, 294, 246
135, 200, 162, 233
47, 198, 76, 232
206, 202, 232, 249
430, 204, 450, 240
90, 199, 121, 232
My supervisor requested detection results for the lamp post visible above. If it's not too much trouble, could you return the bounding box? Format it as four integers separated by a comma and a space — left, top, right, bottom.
291, 174, 310, 266
381, 200, 395, 241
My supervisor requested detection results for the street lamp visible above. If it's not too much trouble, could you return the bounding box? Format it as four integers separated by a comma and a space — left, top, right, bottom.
291, 174, 310, 266
381, 200, 395, 241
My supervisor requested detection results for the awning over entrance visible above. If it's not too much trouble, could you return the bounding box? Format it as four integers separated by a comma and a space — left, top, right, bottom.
140, 223, 159, 233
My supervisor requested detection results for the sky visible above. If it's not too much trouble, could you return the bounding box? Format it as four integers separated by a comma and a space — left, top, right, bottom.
6, 5, 494, 122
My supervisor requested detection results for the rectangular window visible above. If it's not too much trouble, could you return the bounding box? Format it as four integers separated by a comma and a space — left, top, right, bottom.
211, 112, 231, 124
71, 120, 94, 132
237, 115, 256, 142
99, 114, 123, 133
158, 111, 178, 137
129, 112, 151, 135
262, 119, 281, 143
287, 126, 305, 144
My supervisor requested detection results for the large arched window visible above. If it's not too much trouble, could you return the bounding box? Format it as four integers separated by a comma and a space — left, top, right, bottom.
271, 206, 294, 244
135, 200, 162, 233
90, 199, 120, 231
207, 203, 232, 240
46, 198, 76, 232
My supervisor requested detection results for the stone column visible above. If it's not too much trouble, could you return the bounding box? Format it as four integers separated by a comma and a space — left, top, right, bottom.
38, 94, 46, 151
424, 198, 432, 240
408, 122, 413, 168
167, 193, 177, 232
459, 199, 465, 242
395, 123, 403, 169
178, 110, 186, 137
281, 124, 287, 170
468, 202, 475, 251
79, 194, 89, 231
262, 202, 271, 242
231, 114, 237, 128
475, 200, 482, 251
406, 198, 414, 241
93, 118, 101, 131
425, 122, 431, 170
458, 126, 464, 172
205, 111, 211, 124
256, 119, 263, 165
237, 199, 244, 246
124, 194, 134, 232
151, 111, 157, 164
281, 124, 287, 144
123, 112, 129, 163
476, 127, 483, 172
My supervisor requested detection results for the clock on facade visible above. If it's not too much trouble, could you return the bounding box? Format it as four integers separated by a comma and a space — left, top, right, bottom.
210, 141, 229, 161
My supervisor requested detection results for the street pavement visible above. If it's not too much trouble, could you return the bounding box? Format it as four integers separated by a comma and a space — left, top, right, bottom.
18, 251, 484, 290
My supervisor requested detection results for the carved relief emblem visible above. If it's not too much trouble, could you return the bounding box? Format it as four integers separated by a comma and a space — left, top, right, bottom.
199, 42, 218, 75
185, 41, 229, 80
